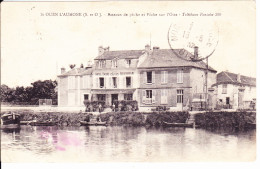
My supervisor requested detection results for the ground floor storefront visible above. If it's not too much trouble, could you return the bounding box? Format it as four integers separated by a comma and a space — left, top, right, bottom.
90, 89, 136, 106
137, 88, 191, 111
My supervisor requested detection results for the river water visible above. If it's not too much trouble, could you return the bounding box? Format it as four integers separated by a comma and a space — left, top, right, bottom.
1, 125, 256, 162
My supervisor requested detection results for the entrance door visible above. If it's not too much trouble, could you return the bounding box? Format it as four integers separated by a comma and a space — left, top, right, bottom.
226, 97, 230, 105
111, 94, 118, 106
226, 97, 230, 108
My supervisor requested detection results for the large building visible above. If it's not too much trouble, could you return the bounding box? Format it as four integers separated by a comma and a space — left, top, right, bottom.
57, 45, 217, 111
57, 65, 93, 107
212, 71, 256, 109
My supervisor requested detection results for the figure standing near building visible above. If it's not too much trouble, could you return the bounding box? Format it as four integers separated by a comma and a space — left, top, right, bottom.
98, 103, 102, 113
112, 103, 116, 112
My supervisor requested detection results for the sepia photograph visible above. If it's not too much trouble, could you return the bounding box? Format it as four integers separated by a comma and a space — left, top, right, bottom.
0, 0, 257, 165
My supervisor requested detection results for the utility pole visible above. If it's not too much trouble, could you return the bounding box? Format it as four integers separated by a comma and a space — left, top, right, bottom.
205, 57, 208, 110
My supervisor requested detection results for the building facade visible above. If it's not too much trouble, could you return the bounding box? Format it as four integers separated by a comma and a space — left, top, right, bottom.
57, 66, 93, 107
57, 45, 217, 111
91, 46, 143, 106
212, 71, 256, 109
137, 47, 216, 111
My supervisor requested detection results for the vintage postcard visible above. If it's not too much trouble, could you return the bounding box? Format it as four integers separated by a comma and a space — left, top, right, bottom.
1, 0, 257, 165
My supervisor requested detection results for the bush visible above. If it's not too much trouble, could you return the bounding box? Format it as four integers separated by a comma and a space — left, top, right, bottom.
194, 111, 256, 130
83, 100, 105, 112
114, 100, 138, 111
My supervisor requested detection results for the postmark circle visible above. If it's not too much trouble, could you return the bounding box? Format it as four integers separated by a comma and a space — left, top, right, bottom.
168, 20, 219, 61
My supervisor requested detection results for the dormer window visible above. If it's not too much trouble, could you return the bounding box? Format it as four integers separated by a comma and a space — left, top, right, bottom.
126, 59, 131, 67
112, 59, 118, 68
98, 60, 106, 68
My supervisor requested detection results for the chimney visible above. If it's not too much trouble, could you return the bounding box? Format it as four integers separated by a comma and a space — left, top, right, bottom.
145, 44, 151, 53
153, 46, 160, 50
237, 73, 241, 82
61, 67, 66, 74
104, 46, 110, 52
98, 46, 105, 56
194, 46, 198, 59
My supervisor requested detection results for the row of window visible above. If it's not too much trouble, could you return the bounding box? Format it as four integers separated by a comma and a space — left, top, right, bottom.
142, 89, 184, 104
144, 70, 183, 84
221, 84, 252, 94
67, 70, 184, 89
68, 76, 91, 89
97, 59, 132, 69
90, 94, 133, 101
97, 76, 132, 89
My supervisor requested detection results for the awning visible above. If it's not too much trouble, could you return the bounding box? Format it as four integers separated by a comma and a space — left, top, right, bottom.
91, 89, 136, 94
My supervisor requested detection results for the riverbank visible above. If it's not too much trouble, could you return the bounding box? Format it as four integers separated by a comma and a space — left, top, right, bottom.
1, 110, 256, 129
1, 110, 189, 127
194, 111, 256, 129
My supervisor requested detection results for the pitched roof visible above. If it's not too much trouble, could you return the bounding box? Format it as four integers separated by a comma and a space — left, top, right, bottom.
138, 49, 216, 72
213, 71, 256, 86
58, 67, 93, 77
94, 50, 145, 60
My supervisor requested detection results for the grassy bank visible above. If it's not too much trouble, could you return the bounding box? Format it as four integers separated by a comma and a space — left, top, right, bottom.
100, 111, 189, 126
195, 111, 256, 129
1, 110, 189, 127
1, 110, 92, 126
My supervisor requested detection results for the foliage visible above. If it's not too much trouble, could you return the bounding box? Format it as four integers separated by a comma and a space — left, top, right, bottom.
0, 80, 57, 105
194, 111, 256, 129
113, 100, 138, 111
83, 100, 105, 112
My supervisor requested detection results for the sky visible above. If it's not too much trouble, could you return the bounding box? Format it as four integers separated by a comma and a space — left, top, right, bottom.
1, 1, 256, 87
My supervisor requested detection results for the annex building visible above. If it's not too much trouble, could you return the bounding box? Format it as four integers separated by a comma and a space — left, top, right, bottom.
57, 45, 217, 111
212, 71, 256, 109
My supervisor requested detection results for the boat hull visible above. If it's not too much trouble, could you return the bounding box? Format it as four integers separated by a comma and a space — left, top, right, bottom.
80, 121, 107, 126
1, 113, 21, 129
162, 121, 194, 128
1, 124, 20, 129
29, 122, 57, 126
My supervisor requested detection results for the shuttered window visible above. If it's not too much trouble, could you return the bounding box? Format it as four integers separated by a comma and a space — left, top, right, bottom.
222, 84, 227, 94
142, 90, 146, 104
112, 59, 117, 68
143, 72, 147, 84
161, 89, 168, 104
177, 70, 183, 83
142, 90, 156, 104
152, 90, 156, 104
95, 78, 98, 88
68, 76, 75, 89
82, 76, 88, 89
161, 71, 168, 84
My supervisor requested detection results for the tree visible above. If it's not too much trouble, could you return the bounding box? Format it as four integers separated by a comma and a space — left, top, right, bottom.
0, 84, 15, 102
69, 64, 76, 69
31, 80, 57, 100
0, 80, 57, 105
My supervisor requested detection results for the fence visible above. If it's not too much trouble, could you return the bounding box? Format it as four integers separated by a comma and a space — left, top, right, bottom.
39, 99, 52, 106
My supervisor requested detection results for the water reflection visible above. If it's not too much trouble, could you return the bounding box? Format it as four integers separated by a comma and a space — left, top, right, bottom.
1, 125, 256, 162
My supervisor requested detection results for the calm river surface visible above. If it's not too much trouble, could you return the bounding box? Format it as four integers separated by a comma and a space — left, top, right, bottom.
1, 125, 256, 162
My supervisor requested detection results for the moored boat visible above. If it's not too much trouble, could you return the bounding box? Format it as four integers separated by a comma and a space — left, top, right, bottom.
80, 121, 107, 126
162, 121, 194, 128
1, 112, 21, 129
29, 121, 58, 126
